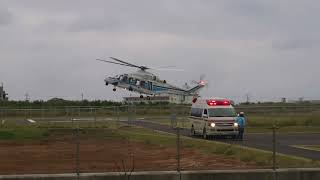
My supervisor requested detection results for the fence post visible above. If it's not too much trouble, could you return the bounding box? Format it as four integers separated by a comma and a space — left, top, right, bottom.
65, 107, 68, 122
170, 104, 177, 128
133, 104, 136, 121
127, 104, 136, 124
71, 108, 74, 128
116, 106, 119, 128
176, 127, 181, 172
272, 125, 278, 170
24, 108, 27, 120
41, 108, 44, 122
94, 108, 97, 127
127, 105, 130, 124
0, 109, 3, 128
74, 126, 80, 179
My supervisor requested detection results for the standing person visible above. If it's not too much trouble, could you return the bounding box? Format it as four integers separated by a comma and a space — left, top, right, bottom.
236, 112, 246, 140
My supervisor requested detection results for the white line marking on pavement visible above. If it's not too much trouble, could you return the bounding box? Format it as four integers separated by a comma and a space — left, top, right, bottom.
72, 118, 94, 121
51, 121, 72, 123
27, 119, 36, 123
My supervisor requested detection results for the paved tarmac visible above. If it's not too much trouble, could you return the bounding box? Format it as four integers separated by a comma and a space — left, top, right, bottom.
129, 120, 320, 160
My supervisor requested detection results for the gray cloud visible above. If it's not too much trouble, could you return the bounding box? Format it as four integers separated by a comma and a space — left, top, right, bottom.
0, 6, 13, 26
1, 0, 320, 102
272, 38, 320, 51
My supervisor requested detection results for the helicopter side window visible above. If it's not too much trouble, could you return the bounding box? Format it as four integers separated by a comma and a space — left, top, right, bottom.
147, 81, 153, 90
140, 81, 145, 87
136, 80, 140, 86
119, 75, 124, 81
130, 78, 136, 85
122, 75, 128, 82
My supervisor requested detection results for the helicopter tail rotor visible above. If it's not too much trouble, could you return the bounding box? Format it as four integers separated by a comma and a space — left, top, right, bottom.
191, 74, 207, 87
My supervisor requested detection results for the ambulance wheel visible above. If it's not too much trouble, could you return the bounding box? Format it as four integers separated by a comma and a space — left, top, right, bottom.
113, 88, 116, 91
190, 125, 196, 136
203, 128, 208, 139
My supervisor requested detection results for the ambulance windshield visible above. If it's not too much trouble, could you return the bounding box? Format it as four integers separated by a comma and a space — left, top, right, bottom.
208, 108, 237, 117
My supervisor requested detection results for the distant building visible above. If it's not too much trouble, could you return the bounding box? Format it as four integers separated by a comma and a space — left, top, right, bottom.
298, 97, 304, 102
0, 83, 8, 101
124, 94, 194, 104
310, 100, 320, 104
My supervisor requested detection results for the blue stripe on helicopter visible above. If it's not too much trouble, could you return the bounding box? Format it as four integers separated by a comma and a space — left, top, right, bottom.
152, 85, 188, 93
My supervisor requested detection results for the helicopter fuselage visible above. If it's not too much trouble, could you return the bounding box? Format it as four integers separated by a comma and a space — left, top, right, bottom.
98, 57, 205, 99
104, 70, 200, 96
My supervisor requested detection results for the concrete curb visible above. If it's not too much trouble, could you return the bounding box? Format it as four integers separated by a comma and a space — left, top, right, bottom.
0, 168, 320, 180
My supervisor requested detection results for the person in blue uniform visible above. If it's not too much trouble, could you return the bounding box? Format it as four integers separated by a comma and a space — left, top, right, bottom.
236, 112, 246, 140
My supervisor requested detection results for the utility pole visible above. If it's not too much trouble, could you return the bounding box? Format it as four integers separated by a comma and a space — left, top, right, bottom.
25, 93, 30, 102
245, 93, 250, 104
81, 93, 84, 101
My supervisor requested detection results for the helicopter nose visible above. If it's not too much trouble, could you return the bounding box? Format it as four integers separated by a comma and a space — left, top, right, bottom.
104, 79, 109, 86
104, 77, 118, 86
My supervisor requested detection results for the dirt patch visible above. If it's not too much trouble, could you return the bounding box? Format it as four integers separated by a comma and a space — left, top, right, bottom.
0, 136, 257, 174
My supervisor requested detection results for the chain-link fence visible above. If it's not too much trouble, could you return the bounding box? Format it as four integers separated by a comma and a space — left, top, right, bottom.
0, 105, 319, 175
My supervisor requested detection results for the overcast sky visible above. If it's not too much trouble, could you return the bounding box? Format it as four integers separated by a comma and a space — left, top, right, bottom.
0, 0, 319, 102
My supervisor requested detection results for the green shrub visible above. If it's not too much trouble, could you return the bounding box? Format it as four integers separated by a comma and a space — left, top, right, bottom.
240, 153, 255, 162
0, 130, 15, 139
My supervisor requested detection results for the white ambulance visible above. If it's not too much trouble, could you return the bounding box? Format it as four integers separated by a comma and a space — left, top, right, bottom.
189, 98, 239, 139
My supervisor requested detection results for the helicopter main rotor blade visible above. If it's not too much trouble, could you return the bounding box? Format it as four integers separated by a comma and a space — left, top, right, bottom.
153, 68, 185, 72
109, 57, 145, 69
96, 59, 137, 68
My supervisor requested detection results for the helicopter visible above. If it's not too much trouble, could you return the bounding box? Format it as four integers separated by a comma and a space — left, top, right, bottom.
97, 57, 206, 100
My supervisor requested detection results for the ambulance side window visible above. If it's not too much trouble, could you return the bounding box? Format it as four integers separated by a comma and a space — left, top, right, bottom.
203, 109, 208, 118
191, 108, 202, 117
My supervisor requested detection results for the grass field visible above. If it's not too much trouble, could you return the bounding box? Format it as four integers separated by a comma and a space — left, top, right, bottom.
1, 105, 320, 129
0, 105, 319, 174
2, 112, 320, 133
0, 121, 319, 171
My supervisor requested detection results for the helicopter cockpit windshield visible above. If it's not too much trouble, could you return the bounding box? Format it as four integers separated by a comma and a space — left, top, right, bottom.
117, 74, 128, 82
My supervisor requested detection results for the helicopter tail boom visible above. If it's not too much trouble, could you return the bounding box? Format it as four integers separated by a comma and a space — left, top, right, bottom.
186, 82, 205, 94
